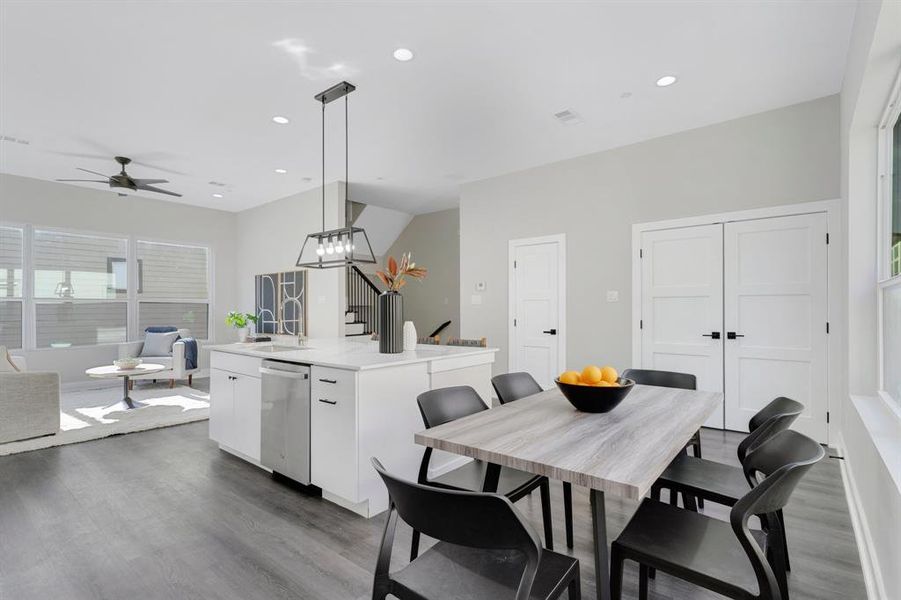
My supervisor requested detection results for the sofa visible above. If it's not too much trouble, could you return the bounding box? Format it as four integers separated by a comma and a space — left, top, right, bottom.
118, 328, 200, 388
0, 355, 61, 445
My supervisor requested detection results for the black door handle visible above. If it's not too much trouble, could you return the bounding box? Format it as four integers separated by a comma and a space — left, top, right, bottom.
542, 329, 557, 335
702, 332, 721, 339
727, 332, 745, 340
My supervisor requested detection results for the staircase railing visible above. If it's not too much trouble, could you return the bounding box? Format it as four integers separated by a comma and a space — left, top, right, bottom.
346, 265, 380, 335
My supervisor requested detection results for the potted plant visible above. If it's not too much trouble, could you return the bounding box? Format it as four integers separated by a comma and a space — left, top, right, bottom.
226, 311, 258, 343
375, 253, 427, 353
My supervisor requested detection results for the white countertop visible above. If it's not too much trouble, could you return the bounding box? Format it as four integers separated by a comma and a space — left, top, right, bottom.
208, 338, 498, 371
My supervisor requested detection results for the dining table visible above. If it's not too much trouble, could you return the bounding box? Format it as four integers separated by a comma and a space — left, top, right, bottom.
414, 383, 722, 600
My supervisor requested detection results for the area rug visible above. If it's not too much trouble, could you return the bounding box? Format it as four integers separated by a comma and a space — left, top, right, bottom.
0, 381, 210, 456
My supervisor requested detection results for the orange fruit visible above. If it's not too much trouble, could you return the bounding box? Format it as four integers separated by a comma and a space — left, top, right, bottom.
600, 366, 618, 384
595, 380, 612, 387
581, 365, 603, 385
559, 370, 581, 385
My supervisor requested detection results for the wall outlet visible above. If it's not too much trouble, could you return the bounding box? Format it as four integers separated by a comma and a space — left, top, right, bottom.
606, 290, 619, 302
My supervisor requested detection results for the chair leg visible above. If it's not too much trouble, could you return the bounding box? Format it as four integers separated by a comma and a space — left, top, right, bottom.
539, 478, 554, 551
670, 488, 679, 507
609, 545, 624, 600
410, 529, 421, 562
768, 513, 790, 600
647, 485, 659, 580
568, 567, 581, 600
778, 509, 791, 571
128, 380, 134, 391
188, 374, 193, 387
563, 482, 574, 549
169, 379, 176, 389
683, 493, 698, 512
638, 564, 649, 600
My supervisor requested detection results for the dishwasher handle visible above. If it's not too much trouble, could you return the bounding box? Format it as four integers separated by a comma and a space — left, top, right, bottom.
259, 367, 309, 379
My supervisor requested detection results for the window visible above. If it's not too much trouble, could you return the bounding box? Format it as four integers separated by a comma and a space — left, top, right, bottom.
879, 74, 901, 405
0, 226, 23, 348
137, 241, 209, 339
32, 229, 127, 347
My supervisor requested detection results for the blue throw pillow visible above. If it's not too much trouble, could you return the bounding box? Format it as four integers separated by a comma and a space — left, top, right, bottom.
141, 331, 179, 357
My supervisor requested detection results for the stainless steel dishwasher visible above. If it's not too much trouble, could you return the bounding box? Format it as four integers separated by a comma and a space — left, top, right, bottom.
259, 360, 311, 485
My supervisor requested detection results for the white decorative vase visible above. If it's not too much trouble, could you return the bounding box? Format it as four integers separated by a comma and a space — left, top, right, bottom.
237, 327, 249, 342
403, 321, 417, 351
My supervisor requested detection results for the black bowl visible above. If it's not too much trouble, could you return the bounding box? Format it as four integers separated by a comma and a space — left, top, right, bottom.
554, 378, 635, 413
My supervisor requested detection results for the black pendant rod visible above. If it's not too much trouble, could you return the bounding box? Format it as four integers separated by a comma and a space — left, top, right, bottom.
345, 94, 349, 205
321, 98, 326, 233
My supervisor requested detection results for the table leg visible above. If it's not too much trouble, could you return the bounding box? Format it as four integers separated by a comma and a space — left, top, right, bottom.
482, 462, 501, 493
591, 488, 610, 600
104, 376, 147, 411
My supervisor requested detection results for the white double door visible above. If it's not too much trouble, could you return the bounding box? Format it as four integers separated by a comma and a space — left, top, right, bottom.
640, 213, 828, 441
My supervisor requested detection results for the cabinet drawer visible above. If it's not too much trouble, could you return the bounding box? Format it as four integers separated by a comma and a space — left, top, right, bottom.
210, 351, 262, 378
311, 366, 356, 404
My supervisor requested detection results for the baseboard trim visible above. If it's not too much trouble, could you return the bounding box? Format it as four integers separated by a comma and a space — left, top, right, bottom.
836, 432, 887, 600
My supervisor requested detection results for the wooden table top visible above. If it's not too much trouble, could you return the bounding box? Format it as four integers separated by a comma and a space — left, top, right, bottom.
85, 363, 166, 378
415, 384, 721, 500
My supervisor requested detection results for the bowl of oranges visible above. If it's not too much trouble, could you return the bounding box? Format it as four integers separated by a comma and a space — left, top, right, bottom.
554, 365, 634, 413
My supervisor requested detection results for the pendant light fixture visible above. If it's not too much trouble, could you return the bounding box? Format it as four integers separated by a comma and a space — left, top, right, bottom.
296, 81, 376, 269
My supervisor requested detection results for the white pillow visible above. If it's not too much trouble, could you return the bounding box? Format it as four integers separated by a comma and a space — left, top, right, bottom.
141, 332, 180, 357
0, 346, 19, 373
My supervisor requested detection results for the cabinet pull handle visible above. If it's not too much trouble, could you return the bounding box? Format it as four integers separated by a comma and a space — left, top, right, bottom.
318, 378, 338, 384
318, 398, 337, 405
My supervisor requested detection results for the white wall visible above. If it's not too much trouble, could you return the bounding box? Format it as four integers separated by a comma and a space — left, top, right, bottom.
838, 1, 901, 597
0, 173, 237, 382
234, 182, 346, 339
383, 208, 461, 340
460, 95, 841, 375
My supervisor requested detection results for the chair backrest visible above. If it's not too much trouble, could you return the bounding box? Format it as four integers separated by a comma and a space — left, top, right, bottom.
621, 368, 696, 390
737, 397, 805, 463
446, 336, 487, 347
729, 430, 825, 599
748, 396, 805, 432
372, 457, 542, 600
492, 372, 543, 405
417, 385, 488, 429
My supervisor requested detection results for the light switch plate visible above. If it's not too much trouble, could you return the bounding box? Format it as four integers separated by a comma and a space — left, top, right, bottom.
471, 294, 483, 305
606, 290, 619, 302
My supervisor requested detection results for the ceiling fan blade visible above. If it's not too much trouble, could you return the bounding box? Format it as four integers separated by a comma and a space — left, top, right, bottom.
130, 160, 187, 176
48, 150, 111, 160
136, 183, 182, 197
55, 179, 108, 183
76, 167, 110, 178
131, 178, 169, 185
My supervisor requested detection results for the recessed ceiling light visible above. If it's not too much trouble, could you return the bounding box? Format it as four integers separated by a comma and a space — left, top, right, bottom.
655, 75, 677, 87
272, 116, 290, 124
301, 177, 312, 182
274, 168, 287, 174
212, 193, 224, 198
393, 48, 414, 62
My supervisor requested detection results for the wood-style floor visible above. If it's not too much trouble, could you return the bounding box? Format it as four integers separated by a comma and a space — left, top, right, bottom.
0, 422, 866, 600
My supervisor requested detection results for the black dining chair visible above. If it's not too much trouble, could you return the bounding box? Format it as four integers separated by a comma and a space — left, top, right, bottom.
371, 457, 581, 600
492, 372, 575, 550
622, 368, 703, 507
611, 429, 825, 600
412, 386, 557, 561
650, 395, 805, 592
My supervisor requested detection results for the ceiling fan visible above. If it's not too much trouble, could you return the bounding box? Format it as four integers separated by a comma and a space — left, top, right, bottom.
56, 156, 182, 197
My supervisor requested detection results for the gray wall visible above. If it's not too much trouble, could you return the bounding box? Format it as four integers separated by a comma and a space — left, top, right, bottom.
383, 208, 461, 341
460, 95, 840, 375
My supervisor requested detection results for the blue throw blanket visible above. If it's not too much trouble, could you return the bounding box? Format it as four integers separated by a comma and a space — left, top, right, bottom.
145, 327, 198, 370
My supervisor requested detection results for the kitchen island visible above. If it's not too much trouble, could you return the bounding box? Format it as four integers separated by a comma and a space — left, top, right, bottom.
207, 338, 497, 517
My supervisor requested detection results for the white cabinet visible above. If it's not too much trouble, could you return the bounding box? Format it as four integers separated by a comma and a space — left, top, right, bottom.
209, 353, 262, 462
310, 366, 358, 502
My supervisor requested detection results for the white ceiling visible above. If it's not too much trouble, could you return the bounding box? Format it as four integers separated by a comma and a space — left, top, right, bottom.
0, 1, 856, 214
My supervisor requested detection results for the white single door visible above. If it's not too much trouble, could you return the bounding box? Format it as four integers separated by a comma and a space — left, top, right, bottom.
640, 224, 724, 428
510, 236, 564, 389
723, 213, 828, 441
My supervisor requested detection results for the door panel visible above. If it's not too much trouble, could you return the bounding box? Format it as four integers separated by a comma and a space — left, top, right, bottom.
724, 213, 828, 441
641, 224, 724, 428
209, 368, 233, 445
511, 239, 562, 389
232, 374, 262, 461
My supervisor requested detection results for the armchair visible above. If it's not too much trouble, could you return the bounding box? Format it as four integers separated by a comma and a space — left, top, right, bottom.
0, 354, 61, 445
119, 328, 200, 388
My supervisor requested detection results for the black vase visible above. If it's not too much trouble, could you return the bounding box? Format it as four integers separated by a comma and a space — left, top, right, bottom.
378, 291, 403, 354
